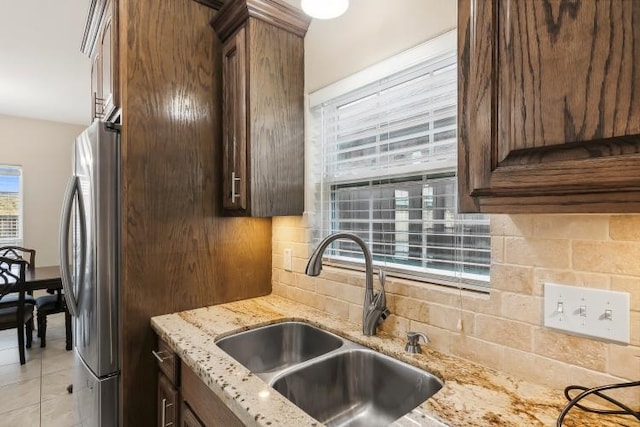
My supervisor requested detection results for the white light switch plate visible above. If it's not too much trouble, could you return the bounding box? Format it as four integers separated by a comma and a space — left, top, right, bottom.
544, 282, 630, 344
283, 248, 292, 271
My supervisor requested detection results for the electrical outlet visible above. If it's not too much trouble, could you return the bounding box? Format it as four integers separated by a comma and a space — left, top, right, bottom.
543, 282, 630, 344
283, 248, 292, 271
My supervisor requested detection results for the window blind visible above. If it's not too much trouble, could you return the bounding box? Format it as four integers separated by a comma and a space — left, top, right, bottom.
0, 166, 22, 245
322, 54, 457, 182
310, 45, 490, 289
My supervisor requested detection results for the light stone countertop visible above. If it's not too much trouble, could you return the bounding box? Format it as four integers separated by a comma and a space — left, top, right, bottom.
151, 294, 635, 427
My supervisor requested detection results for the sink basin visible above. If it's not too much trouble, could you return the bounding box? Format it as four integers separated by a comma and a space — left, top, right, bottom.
271, 349, 444, 427
217, 321, 443, 425
215, 321, 343, 375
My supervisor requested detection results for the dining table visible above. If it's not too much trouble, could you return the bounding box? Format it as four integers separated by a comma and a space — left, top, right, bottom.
0, 264, 63, 295
24, 265, 63, 292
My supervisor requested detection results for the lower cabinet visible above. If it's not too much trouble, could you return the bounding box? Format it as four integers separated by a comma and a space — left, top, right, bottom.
155, 336, 244, 427
158, 373, 179, 427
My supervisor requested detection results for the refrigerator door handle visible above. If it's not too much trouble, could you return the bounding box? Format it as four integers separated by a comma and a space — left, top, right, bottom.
60, 175, 85, 317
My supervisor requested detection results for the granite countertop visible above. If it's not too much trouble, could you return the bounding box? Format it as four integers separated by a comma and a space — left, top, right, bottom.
151, 294, 634, 426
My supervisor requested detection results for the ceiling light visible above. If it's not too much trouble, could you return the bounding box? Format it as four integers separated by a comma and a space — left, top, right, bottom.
301, 0, 349, 19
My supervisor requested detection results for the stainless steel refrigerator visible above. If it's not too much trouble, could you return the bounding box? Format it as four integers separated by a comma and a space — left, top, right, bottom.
59, 120, 120, 426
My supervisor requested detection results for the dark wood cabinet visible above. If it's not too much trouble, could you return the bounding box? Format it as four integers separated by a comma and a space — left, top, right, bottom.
155, 337, 180, 427
221, 26, 248, 212
155, 336, 244, 427
158, 374, 179, 427
90, 54, 101, 122
82, 0, 119, 122
156, 337, 180, 385
213, 0, 310, 217
99, 0, 118, 120
458, 0, 640, 213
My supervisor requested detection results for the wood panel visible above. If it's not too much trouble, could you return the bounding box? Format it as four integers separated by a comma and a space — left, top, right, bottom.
247, 18, 305, 217
119, 0, 272, 425
181, 361, 244, 427
458, 0, 640, 213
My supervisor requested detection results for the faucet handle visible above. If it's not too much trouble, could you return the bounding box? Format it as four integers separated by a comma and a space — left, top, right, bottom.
372, 268, 387, 309
405, 331, 429, 354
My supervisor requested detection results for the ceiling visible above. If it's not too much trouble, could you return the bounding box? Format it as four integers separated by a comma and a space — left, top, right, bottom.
0, 0, 307, 127
0, 0, 91, 126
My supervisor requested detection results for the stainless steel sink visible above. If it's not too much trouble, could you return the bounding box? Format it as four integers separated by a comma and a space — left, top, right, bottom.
215, 321, 343, 377
217, 321, 443, 425
271, 349, 443, 427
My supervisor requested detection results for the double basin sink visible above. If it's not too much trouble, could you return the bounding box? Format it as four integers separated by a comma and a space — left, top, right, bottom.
216, 321, 443, 426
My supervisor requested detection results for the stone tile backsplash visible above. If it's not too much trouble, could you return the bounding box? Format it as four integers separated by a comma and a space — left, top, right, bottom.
271, 214, 640, 407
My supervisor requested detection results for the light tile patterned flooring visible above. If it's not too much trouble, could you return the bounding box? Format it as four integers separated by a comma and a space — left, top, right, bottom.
0, 311, 74, 427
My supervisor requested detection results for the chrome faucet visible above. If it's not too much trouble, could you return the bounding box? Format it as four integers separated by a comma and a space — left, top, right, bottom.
305, 232, 390, 336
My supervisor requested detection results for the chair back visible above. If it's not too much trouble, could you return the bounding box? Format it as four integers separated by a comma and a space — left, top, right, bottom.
0, 256, 27, 301
0, 247, 35, 271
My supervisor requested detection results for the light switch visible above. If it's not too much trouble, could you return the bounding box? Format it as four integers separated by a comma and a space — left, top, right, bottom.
543, 282, 630, 344
283, 248, 292, 271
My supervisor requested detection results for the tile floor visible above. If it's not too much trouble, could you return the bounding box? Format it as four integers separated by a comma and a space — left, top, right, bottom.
0, 311, 74, 427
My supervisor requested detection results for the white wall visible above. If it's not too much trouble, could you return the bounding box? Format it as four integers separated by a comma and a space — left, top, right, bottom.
303, 0, 457, 92
0, 114, 82, 266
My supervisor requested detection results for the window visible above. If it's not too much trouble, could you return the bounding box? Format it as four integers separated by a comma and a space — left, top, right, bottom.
309, 32, 490, 289
0, 166, 23, 246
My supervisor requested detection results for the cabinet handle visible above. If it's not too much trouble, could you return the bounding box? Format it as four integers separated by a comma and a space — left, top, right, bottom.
93, 92, 105, 119
152, 350, 170, 363
161, 398, 174, 427
93, 92, 104, 119
231, 171, 241, 203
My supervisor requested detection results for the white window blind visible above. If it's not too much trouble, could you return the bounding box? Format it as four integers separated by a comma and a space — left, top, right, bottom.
0, 166, 23, 246
310, 41, 490, 289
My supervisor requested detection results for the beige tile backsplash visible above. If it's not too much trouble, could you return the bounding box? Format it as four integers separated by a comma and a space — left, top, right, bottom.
271, 214, 640, 407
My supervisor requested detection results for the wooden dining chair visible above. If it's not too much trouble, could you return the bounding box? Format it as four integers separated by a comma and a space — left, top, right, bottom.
36, 290, 72, 350
0, 257, 34, 365
0, 246, 36, 328
0, 246, 36, 269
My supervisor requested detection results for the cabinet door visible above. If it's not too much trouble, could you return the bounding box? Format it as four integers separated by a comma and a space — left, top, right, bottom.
221, 27, 248, 212
180, 403, 204, 427
458, 0, 640, 213
90, 54, 102, 121
99, 0, 119, 121
158, 373, 179, 427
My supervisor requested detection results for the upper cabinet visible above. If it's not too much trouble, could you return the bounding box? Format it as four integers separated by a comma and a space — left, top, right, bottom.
212, 0, 310, 217
83, 0, 119, 123
458, 0, 640, 213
